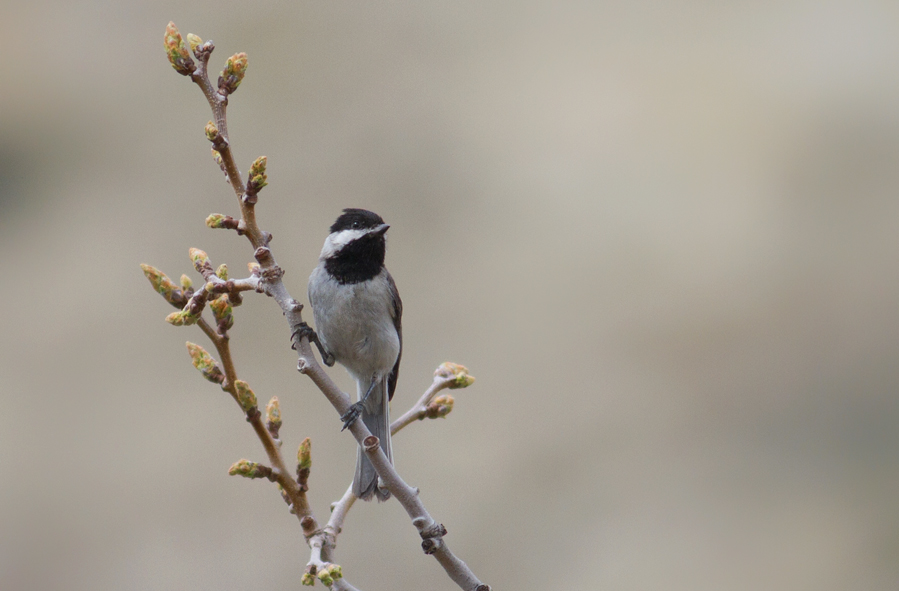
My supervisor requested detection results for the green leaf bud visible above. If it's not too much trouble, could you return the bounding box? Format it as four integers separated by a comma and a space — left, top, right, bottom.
234, 380, 257, 412
297, 437, 312, 471
435, 362, 475, 389
219, 52, 248, 94
228, 459, 270, 479
204, 120, 219, 142
266, 397, 282, 431
140, 264, 181, 305
185, 342, 225, 383
165, 309, 199, 326
163, 22, 195, 75
186, 33, 203, 53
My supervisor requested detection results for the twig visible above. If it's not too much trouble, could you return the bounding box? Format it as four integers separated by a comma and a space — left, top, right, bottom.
197, 317, 318, 539
164, 22, 490, 591
391, 373, 456, 435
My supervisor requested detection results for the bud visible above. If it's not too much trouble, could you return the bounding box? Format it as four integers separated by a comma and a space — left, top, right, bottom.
266, 397, 282, 431
234, 380, 257, 412
316, 565, 334, 586
186, 342, 225, 384
189, 247, 213, 276
186, 33, 203, 53
211, 149, 225, 172
228, 459, 270, 479
214, 264, 228, 281
325, 564, 343, 581
206, 213, 227, 229
219, 52, 248, 94
247, 156, 268, 193
247, 262, 261, 275
180, 274, 193, 291
297, 437, 312, 471
204, 120, 218, 142
425, 393, 454, 419
209, 296, 233, 330
301, 572, 315, 586
163, 22, 195, 75
435, 362, 475, 389
207, 296, 234, 328
140, 264, 181, 306
165, 309, 199, 326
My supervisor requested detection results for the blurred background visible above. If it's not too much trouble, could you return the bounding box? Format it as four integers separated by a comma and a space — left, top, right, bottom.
2, 1, 899, 589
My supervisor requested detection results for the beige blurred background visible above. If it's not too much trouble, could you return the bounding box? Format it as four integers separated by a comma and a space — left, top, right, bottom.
2, 1, 899, 589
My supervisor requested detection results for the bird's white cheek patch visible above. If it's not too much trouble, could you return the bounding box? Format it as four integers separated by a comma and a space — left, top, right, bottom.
320, 229, 367, 259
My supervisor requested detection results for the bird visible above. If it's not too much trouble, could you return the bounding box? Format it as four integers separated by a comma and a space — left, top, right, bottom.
305, 208, 402, 501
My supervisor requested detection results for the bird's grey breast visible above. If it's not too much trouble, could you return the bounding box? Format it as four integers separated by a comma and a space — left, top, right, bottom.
308, 265, 400, 377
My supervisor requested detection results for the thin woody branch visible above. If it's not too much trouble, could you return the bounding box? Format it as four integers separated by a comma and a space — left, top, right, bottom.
161, 21, 490, 591
314, 366, 475, 563
202, 318, 318, 540
391, 363, 475, 435
295, 339, 488, 591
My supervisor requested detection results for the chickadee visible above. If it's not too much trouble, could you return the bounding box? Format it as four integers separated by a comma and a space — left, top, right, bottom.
306, 208, 402, 501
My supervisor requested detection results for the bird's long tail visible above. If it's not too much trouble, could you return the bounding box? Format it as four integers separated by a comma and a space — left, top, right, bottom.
353, 376, 392, 501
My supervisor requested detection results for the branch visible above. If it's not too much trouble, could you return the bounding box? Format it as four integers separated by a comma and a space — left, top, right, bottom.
162, 22, 490, 591
296, 344, 487, 591
306, 486, 360, 591
391, 363, 474, 435
311, 364, 475, 573
198, 319, 318, 539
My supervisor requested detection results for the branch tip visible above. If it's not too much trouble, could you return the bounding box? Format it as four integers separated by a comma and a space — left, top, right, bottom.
179, 274, 193, 291
424, 393, 454, 419
219, 52, 248, 95
189, 247, 214, 277
140, 264, 186, 307
245, 155, 268, 198
435, 362, 476, 389
166, 309, 200, 326
265, 396, 282, 437
228, 459, 273, 480
186, 33, 203, 54
163, 22, 195, 76
205, 213, 240, 231
297, 437, 312, 470
234, 379, 257, 413
209, 296, 234, 331
316, 563, 343, 586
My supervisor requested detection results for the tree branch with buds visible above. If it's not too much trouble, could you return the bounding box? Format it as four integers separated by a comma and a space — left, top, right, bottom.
147, 22, 490, 591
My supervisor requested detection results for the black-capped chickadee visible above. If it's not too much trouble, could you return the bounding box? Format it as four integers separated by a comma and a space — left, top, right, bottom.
306, 208, 402, 501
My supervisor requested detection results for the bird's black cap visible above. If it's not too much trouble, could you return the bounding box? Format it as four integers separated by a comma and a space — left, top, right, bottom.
330, 208, 385, 233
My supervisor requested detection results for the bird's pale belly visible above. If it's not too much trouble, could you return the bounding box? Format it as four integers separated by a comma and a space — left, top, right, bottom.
311, 272, 400, 379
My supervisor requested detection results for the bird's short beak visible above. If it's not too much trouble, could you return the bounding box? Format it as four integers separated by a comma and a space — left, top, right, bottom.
372, 223, 390, 236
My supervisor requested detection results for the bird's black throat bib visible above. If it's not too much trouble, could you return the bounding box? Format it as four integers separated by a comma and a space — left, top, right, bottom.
325, 233, 386, 284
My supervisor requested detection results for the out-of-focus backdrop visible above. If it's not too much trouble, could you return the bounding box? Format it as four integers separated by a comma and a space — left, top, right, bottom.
2, 1, 899, 590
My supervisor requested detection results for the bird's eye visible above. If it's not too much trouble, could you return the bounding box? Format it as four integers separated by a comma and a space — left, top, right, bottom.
352, 221, 360, 228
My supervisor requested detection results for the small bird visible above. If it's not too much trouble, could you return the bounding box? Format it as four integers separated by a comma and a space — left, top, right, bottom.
306, 208, 402, 501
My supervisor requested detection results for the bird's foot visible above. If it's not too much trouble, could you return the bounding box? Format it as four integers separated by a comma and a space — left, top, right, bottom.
340, 402, 364, 431
291, 322, 335, 366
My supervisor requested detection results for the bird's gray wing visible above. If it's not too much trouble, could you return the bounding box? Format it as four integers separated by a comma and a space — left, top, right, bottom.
386, 270, 403, 401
